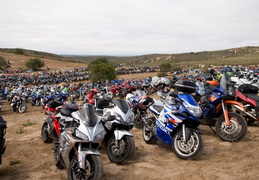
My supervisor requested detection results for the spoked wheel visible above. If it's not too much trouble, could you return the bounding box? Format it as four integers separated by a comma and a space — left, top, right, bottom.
172, 130, 203, 159
133, 111, 144, 129
215, 112, 247, 142
41, 121, 53, 143
142, 117, 157, 144
68, 154, 103, 180
107, 135, 135, 165
18, 104, 27, 113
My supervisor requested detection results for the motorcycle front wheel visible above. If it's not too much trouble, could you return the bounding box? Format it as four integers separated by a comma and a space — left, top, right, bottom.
142, 117, 157, 144
107, 135, 135, 165
41, 121, 53, 143
68, 154, 103, 180
172, 130, 203, 160
215, 112, 247, 142
18, 104, 27, 113
54, 142, 65, 169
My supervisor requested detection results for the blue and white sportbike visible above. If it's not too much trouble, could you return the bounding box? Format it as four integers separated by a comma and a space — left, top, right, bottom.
142, 82, 204, 159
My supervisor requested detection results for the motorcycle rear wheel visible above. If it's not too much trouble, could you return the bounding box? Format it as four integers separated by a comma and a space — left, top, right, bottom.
68, 154, 103, 180
41, 122, 53, 143
172, 130, 203, 160
215, 112, 247, 142
18, 104, 27, 113
142, 117, 157, 144
107, 135, 135, 165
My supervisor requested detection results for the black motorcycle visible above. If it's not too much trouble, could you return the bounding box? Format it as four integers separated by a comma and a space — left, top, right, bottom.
0, 116, 7, 165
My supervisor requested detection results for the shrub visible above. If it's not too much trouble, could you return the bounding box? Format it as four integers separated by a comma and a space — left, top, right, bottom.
25, 58, 45, 71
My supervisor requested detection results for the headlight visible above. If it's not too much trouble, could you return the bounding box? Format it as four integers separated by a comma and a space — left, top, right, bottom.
74, 129, 89, 141
94, 131, 105, 141
186, 105, 202, 118
114, 112, 123, 122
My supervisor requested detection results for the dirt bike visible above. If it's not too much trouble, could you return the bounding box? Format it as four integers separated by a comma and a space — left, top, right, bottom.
53, 103, 105, 180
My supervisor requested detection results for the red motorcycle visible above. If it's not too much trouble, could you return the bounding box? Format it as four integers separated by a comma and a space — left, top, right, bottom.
41, 100, 79, 143
235, 84, 259, 125
41, 100, 63, 143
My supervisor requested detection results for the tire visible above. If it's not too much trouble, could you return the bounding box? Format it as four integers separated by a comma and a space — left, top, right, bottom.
107, 135, 135, 165
41, 122, 53, 143
54, 142, 66, 169
142, 117, 157, 144
18, 104, 27, 113
215, 112, 247, 142
68, 154, 103, 180
36, 99, 41, 106
172, 129, 203, 160
133, 111, 144, 129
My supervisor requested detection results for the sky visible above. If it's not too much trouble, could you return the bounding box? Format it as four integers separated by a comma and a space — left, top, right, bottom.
1, 0, 259, 56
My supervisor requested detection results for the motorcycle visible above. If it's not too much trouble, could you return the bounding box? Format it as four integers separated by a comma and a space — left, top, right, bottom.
142, 80, 204, 159
30, 90, 42, 106
100, 99, 135, 164
199, 72, 248, 142
53, 103, 105, 180
126, 90, 154, 129
10, 94, 27, 113
235, 83, 259, 125
41, 99, 65, 143
0, 116, 7, 165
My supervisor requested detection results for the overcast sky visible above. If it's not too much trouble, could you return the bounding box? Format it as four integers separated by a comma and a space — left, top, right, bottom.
1, 0, 259, 56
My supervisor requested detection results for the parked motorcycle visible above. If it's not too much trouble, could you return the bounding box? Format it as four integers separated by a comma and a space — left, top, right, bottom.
53, 103, 105, 180
199, 72, 248, 142
41, 99, 65, 143
101, 99, 135, 164
142, 80, 204, 159
235, 83, 259, 125
126, 90, 154, 129
10, 95, 27, 113
0, 116, 7, 165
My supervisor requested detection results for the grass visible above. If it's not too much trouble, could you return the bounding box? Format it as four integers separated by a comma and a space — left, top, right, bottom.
22, 121, 36, 127
16, 127, 26, 134
9, 160, 22, 166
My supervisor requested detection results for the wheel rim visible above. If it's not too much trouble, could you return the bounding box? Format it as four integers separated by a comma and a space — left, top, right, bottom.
110, 138, 127, 156
218, 118, 242, 138
174, 132, 200, 157
70, 156, 92, 179
143, 119, 154, 141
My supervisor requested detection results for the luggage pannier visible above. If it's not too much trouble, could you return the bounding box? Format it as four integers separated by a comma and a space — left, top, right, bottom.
238, 84, 258, 94
174, 80, 196, 93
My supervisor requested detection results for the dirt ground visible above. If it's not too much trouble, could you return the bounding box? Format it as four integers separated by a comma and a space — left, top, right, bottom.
0, 53, 259, 180
0, 93, 259, 180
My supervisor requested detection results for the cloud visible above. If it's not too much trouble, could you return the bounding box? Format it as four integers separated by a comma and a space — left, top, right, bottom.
1, 0, 259, 55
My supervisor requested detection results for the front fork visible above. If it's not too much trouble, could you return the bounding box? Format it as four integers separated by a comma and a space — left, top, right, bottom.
222, 100, 231, 126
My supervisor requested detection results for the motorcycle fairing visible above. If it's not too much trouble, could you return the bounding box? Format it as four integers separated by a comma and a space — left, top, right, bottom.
114, 129, 133, 140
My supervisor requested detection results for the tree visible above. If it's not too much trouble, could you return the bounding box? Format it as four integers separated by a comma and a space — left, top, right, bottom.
25, 58, 45, 71
88, 57, 116, 82
159, 62, 172, 72
14, 48, 25, 55
0, 56, 7, 70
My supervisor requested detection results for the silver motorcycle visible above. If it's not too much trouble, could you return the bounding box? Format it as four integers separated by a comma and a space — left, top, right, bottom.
53, 103, 106, 180
101, 99, 135, 164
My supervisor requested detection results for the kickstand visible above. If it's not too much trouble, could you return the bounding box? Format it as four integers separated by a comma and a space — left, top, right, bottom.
209, 125, 216, 134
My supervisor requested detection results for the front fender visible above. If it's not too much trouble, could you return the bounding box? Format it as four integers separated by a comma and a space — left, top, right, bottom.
77, 149, 101, 169
114, 130, 133, 140
215, 100, 246, 113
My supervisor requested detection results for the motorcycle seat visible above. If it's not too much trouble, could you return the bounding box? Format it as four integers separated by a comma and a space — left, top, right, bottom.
245, 93, 259, 102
